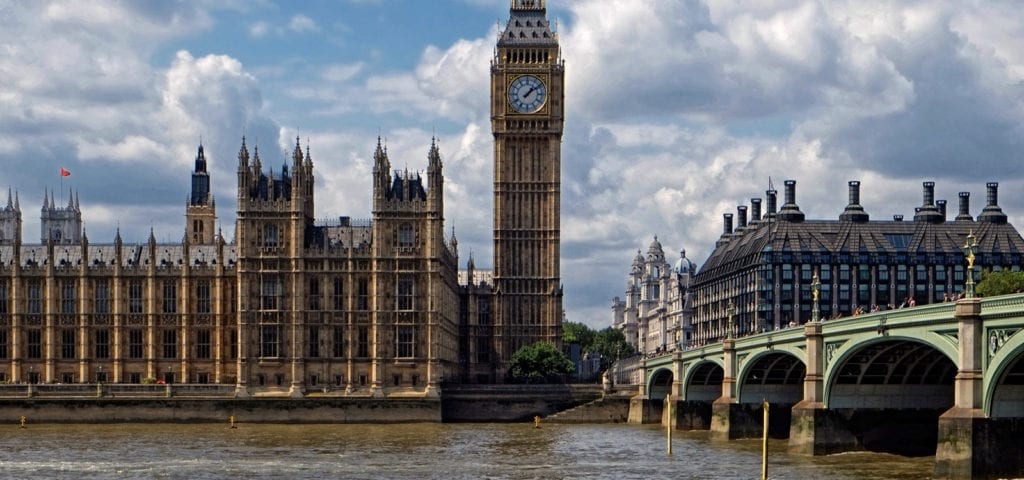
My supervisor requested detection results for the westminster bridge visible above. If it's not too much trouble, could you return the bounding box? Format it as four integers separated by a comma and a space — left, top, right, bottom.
634, 294, 1024, 479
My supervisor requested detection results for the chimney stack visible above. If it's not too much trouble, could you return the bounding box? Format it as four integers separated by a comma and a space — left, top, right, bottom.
737, 205, 748, 229
777, 180, 805, 222
978, 182, 1008, 224
723, 213, 733, 235
750, 198, 762, 223
766, 189, 778, 218
937, 199, 947, 222
914, 181, 943, 223
956, 192, 972, 221
840, 180, 869, 222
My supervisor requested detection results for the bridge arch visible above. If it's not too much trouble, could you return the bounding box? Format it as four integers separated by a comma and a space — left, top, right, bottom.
681, 360, 723, 402
647, 367, 673, 401
825, 335, 956, 409
822, 335, 956, 456
736, 350, 806, 404
985, 330, 1024, 417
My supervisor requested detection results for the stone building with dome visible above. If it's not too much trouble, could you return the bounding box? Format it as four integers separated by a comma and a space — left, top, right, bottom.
611, 237, 697, 355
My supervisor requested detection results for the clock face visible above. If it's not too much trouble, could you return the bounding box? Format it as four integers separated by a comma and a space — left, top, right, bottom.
508, 75, 547, 113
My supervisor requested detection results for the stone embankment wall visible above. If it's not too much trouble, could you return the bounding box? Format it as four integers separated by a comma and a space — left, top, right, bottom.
542, 393, 632, 424
0, 398, 443, 423
0, 385, 605, 424
441, 384, 603, 422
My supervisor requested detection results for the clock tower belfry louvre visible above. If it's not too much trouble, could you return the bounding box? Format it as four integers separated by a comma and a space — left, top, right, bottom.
491, 0, 565, 366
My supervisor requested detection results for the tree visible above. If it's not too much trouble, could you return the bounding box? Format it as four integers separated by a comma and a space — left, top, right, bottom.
508, 341, 575, 383
562, 322, 635, 371
590, 327, 635, 369
977, 269, 1024, 297
562, 321, 594, 348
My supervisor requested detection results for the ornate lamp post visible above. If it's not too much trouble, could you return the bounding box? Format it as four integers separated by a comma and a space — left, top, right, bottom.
811, 273, 821, 322
962, 230, 978, 299
726, 301, 736, 339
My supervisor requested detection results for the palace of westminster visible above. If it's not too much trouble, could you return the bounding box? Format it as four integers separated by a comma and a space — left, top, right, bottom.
6, 0, 1023, 396
0, 0, 565, 395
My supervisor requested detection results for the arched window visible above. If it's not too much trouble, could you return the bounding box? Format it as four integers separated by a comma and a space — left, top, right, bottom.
398, 224, 414, 249
264, 224, 278, 248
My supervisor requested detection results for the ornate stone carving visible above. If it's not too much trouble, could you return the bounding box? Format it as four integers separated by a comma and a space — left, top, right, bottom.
988, 328, 1019, 358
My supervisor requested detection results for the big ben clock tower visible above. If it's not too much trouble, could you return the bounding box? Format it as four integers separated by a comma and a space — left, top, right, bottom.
491, 0, 564, 373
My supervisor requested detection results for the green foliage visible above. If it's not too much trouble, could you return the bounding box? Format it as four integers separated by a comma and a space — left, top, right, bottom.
562, 321, 594, 347
977, 269, 1024, 297
590, 327, 635, 365
563, 322, 635, 369
508, 342, 575, 383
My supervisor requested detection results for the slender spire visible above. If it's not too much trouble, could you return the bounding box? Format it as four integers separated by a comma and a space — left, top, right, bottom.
252, 144, 262, 174
237, 135, 250, 168
6, 188, 11, 209
373, 136, 389, 173
292, 134, 303, 170
428, 136, 442, 172
42, 189, 49, 211
195, 143, 208, 173
14, 191, 19, 210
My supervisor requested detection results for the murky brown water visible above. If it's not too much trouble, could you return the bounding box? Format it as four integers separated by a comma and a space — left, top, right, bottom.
0, 423, 934, 479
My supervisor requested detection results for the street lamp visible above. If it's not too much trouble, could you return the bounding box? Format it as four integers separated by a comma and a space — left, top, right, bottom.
962, 230, 978, 299
811, 272, 821, 323
726, 301, 736, 339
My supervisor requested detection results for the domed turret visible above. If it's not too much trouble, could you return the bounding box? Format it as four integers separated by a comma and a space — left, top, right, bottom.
646, 235, 665, 262
674, 249, 696, 275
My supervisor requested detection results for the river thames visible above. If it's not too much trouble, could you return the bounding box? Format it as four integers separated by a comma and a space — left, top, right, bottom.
0, 423, 934, 479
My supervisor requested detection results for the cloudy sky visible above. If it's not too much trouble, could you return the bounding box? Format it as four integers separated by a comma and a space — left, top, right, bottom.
2, 0, 1024, 329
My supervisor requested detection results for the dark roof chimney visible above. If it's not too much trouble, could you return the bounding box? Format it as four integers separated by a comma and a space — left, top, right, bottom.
777, 180, 805, 222
839, 180, 869, 222
723, 213, 733, 235
913, 181, 943, 224
936, 199, 947, 222
766, 189, 778, 219
978, 182, 1008, 224
750, 198, 762, 223
737, 205, 748, 230
956, 192, 973, 221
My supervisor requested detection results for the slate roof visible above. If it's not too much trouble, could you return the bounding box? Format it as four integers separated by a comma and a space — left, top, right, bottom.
698, 216, 1024, 283
499, 7, 556, 46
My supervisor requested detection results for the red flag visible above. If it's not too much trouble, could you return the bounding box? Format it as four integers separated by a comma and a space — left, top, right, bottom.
60, 167, 70, 177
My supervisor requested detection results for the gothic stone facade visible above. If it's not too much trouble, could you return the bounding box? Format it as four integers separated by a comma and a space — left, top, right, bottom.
489, 0, 565, 372
0, 137, 462, 396
0, 0, 565, 390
